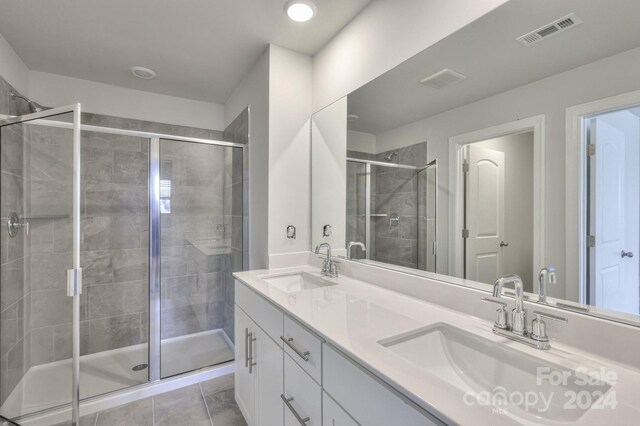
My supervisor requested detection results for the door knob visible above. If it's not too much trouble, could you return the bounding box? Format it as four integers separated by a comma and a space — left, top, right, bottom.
500, 241, 509, 247
621, 250, 634, 258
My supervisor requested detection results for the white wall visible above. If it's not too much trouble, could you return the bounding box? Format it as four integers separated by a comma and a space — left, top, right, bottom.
0, 32, 29, 95
268, 45, 313, 260
312, 97, 348, 251
471, 132, 534, 290
29, 71, 224, 130
312, 0, 508, 112
225, 48, 270, 269
347, 130, 376, 154
376, 46, 640, 299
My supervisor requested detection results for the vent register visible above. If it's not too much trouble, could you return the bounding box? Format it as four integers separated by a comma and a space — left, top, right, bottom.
517, 13, 582, 46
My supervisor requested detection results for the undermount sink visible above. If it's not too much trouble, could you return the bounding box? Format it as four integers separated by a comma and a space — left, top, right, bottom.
379, 323, 612, 423
260, 272, 337, 293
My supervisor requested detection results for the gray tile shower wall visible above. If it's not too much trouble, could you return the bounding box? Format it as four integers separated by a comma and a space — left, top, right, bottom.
373, 142, 428, 269
0, 78, 230, 394
159, 139, 228, 341
0, 74, 31, 405
222, 107, 249, 343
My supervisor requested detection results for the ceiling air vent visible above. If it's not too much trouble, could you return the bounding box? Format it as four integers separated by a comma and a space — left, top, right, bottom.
420, 69, 467, 89
516, 13, 582, 47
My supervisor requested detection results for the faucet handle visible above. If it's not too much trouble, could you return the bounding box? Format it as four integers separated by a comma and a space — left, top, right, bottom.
481, 297, 509, 329
531, 310, 567, 342
481, 297, 507, 307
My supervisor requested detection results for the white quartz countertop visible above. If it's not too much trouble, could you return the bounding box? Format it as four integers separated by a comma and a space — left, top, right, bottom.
233, 265, 640, 426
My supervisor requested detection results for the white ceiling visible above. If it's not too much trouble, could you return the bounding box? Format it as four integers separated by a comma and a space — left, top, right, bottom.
347, 0, 640, 135
0, 0, 371, 103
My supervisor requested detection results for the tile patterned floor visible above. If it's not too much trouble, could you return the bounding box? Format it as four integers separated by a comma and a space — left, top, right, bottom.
54, 374, 247, 426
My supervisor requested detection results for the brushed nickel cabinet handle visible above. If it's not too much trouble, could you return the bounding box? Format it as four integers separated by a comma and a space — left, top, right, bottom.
280, 336, 310, 362
248, 331, 256, 374
281, 394, 310, 424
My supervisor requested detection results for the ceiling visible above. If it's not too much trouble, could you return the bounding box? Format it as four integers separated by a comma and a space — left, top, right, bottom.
347, 0, 640, 135
0, 0, 371, 103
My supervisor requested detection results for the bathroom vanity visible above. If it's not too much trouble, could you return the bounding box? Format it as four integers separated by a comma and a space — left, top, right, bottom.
234, 258, 640, 425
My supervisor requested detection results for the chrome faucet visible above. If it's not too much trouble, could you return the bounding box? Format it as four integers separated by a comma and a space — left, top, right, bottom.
493, 275, 526, 335
482, 273, 567, 350
346, 241, 366, 260
314, 243, 338, 278
538, 266, 556, 303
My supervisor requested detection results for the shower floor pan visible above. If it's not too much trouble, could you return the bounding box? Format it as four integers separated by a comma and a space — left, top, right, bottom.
0, 329, 234, 420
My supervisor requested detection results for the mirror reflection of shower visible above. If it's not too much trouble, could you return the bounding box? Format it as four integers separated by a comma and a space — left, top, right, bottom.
345, 141, 437, 272
383, 152, 398, 162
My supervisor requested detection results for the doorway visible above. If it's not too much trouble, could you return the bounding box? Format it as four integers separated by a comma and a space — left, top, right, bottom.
585, 106, 640, 315
449, 115, 545, 291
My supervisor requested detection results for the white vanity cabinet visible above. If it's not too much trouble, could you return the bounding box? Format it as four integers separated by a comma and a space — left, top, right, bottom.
235, 280, 441, 426
235, 284, 285, 426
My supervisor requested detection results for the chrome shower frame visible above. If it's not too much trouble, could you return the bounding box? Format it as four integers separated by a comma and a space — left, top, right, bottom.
0, 110, 249, 425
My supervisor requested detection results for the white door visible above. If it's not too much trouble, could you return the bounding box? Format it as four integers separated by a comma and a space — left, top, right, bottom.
466, 145, 506, 284
235, 308, 255, 424
591, 112, 640, 314
255, 326, 284, 426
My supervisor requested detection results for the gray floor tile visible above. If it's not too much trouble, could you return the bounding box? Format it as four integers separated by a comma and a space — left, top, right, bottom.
153, 384, 211, 426
95, 398, 153, 426
200, 374, 234, 396
204, 388, 247, 426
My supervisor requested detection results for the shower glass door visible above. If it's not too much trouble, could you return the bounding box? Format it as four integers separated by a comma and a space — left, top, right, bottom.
417, 160, 437, 272
346, 160, 368, 259
0, 105, 81, 425
156, 138, 243, 378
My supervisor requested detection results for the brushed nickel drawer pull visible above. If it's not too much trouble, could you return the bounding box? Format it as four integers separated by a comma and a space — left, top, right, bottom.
281, 394, 310, 424
280, 336, 310, 362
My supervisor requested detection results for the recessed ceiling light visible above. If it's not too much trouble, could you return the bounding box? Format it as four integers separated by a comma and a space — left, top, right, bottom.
284, 0, 316, 22
130, 66, 157, 80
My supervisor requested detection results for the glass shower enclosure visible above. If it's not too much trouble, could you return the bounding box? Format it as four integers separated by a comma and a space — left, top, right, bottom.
345, 157, 437, 271
0, 106, 246, 425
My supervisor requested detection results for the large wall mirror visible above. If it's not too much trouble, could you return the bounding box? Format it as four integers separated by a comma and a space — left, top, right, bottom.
311, 0, 640, 326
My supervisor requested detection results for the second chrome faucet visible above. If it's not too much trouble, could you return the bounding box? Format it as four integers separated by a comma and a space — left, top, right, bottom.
482, 274, 567, 350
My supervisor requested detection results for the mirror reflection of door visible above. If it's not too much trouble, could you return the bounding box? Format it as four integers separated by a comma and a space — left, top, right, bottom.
463, 132, 534, 290
587, 107, 640, 315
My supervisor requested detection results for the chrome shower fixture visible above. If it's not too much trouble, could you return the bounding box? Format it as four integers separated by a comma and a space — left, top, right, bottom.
384, 152, 398, 162
10, 91, 45, 113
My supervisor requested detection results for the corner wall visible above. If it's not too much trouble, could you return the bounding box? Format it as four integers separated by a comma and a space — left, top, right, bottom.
224, 49, 270, 269
268, 45, 313, 260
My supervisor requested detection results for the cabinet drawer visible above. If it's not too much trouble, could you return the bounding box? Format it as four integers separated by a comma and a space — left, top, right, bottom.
282, 315, 322, 384
323, 344, 440, 426
284, 353, 321, 426
236, 280, 283, 345
322, 391, 358, 426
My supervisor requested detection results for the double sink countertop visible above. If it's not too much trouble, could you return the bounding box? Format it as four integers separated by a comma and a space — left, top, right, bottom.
234, 265, 640, 426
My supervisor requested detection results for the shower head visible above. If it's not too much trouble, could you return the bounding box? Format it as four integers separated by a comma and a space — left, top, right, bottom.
384, 152, 398, 162
10, 91, 45, 113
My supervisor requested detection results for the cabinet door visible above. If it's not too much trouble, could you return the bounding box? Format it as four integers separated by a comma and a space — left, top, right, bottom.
284, 354, 321, 426
235, 307, 256, 424
255, 325, 284, 426
323, 392, 358, 426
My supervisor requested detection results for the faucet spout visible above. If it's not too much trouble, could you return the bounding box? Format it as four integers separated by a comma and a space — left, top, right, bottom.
346, 241, 366, 260
493, 274, 526, 334
314, 243, 338, 278
538, 266, 556, 303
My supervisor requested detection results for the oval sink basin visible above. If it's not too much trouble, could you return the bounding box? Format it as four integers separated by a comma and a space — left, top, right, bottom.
259, 272, 337, 293
379, 323, 612, 423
